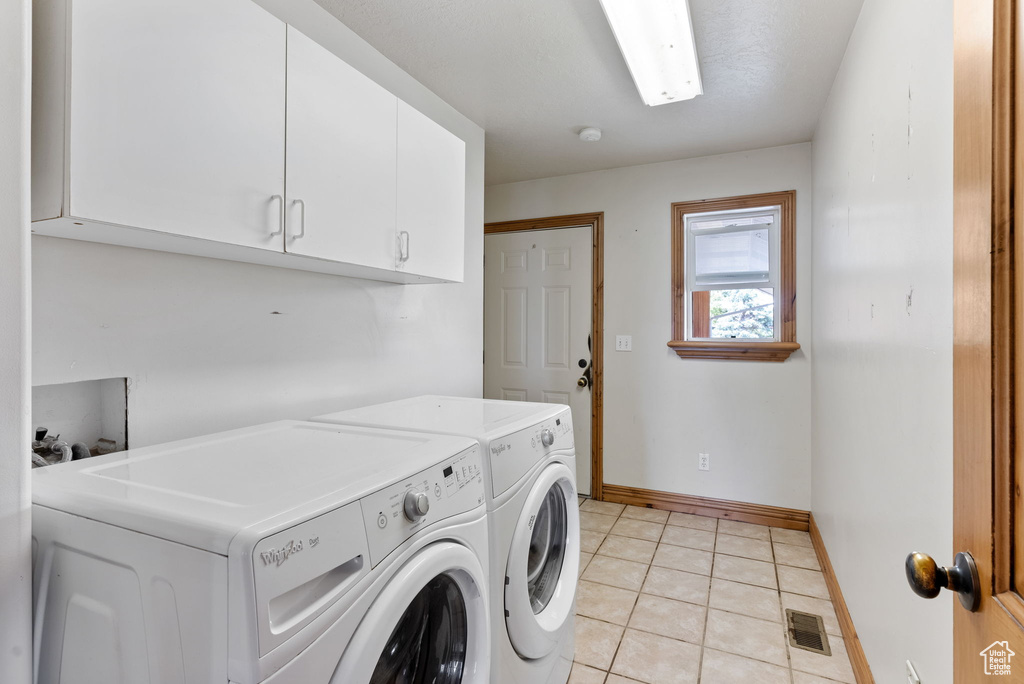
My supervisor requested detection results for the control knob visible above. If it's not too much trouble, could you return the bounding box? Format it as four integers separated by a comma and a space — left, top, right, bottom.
540, 428, 555, 447
404, 490, 430, 522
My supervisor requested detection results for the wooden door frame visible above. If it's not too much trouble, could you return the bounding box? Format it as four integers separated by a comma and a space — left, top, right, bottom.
483, 212, 605, 501
953, 0, 1024, 678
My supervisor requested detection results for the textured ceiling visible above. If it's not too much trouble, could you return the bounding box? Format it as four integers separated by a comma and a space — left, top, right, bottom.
313, 0, 865, 185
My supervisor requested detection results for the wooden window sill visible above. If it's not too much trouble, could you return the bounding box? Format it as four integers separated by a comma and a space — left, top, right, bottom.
666, 340, 800, 362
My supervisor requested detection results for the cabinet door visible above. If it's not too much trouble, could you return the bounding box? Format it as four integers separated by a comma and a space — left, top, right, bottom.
396, 102, 466, 282
284, 27, 398, 270
68, 0, 286, 250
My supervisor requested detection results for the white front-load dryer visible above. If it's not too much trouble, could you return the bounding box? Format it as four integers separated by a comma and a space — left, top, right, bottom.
310, 396, 580, 684
31, 420, 490, 684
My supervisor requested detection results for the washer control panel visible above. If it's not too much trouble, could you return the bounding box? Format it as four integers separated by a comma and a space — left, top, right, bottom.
360, 444, 484, 567
489, 408, 574, 499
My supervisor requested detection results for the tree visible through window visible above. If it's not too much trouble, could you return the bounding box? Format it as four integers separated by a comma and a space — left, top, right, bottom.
709, 288, 774, 338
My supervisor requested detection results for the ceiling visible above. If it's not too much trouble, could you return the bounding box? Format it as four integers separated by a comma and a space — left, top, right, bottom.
313, 0, 866, 186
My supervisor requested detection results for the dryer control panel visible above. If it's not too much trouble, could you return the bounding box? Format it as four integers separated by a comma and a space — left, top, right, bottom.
489, 408, 574, 499
360, 444, 484, 567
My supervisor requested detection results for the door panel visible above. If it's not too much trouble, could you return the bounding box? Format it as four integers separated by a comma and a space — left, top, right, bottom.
543, 287, 571, 369
502, 288, 528, 367
952, 0, 1024, 679
543, 391, 571, 406
285, 26, 398, 269
484, 226, 593, 495
68, 0, 286, 248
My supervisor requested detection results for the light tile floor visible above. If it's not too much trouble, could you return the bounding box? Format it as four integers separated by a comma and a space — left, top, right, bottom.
571, 498, 856, 684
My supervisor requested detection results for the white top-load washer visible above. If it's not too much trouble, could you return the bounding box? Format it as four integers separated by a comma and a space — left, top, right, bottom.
31, 420, 490, 684
310, 396, 579, 684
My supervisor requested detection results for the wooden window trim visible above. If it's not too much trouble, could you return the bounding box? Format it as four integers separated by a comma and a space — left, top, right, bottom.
668, 190, 799, 362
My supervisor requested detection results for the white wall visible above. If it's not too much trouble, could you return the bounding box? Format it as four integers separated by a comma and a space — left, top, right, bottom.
0, 0, 33, 681
811, 0, 953, 681
486, 144, 813, 510
32, 0, 485, 449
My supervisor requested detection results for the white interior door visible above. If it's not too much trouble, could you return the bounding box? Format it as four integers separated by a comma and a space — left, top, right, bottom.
484, 226, 593, 495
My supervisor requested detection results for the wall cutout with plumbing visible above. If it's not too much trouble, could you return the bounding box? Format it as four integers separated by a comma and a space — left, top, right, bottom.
31, 378, 127, 467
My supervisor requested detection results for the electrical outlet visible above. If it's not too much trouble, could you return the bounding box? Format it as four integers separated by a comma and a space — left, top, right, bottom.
906, 660, 921, 684
698, 453, 710, 471
615, 335, 632, 352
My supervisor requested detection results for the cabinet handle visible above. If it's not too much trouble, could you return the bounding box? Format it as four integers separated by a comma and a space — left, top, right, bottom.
269, 195, 283, 237
398, 231, 410, 262
292, 199, 306, 240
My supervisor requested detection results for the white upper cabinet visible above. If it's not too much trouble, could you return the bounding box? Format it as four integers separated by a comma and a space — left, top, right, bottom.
396, 102, 467, 282
55, 0, 287, 249
284, 27, 398, 270
31, 0, 467, 283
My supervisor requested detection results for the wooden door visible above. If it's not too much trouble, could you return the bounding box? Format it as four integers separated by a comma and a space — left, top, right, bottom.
285, 26, 398, 269
396, 101, 466, 282
952, 0, 1024, 679
67, 0, 286, 249
483, 226, 594, 495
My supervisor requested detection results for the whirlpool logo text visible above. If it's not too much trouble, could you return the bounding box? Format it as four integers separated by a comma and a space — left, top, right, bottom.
260, 539, 303, 568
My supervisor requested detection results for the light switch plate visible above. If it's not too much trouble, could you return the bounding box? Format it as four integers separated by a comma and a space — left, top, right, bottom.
615, 335, 632, 352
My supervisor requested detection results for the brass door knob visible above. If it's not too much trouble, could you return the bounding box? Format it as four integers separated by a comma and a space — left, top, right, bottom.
905, 551, 980, 611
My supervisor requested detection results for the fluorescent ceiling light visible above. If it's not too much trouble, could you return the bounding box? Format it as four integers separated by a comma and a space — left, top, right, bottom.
598, 0, 703, 106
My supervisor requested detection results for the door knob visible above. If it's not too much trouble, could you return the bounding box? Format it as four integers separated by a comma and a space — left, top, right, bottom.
905, 551, 980, 611
577, 363, 592, 389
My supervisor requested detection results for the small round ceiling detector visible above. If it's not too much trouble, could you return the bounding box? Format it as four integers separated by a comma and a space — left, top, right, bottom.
578, 127, 602, 142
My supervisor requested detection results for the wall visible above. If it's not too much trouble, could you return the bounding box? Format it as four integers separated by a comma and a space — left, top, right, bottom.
486, 144, 813, 510
32, 0, 485, 449
811, 0, 953, 681
0, 0, 33, 680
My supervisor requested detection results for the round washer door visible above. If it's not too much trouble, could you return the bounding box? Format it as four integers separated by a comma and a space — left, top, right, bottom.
504, 462, 580, 659
331, 541, 489, 684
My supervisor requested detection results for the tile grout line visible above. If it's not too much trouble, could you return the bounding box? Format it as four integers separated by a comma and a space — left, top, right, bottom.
768, 529, 798, 684
576, 503, 630, 675
588, 517, 809, 669
704, 524, 831, 678
582, 503, 702, 681
616, 504, 703, 682
600, 505, 639, 679
577, 507, 838, 682
694, 519, 720, 684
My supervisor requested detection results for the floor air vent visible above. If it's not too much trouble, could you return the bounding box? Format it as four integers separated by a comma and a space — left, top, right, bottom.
785, 609, 831, 656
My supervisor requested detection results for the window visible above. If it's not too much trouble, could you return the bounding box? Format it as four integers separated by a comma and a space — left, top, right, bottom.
668, 190, 798, 362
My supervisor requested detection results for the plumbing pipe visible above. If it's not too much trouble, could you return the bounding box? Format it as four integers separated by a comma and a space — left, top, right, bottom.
49, 441, 72, 464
